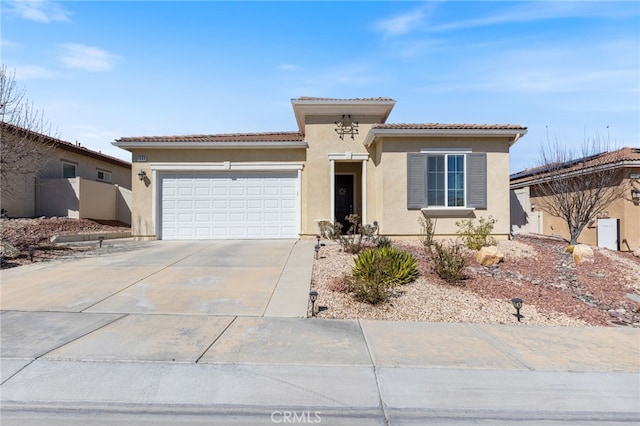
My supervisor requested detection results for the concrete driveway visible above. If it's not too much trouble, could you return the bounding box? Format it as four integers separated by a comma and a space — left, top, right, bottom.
0, 239, 313, 317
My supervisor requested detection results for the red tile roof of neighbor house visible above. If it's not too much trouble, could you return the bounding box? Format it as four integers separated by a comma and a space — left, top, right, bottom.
1, 121, 131, 168
510, 147, 640, 184
116, 131, 305, 143
373, 123, 528, 130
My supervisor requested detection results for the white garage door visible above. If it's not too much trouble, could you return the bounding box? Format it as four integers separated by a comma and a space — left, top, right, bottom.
161, 172, 298, 239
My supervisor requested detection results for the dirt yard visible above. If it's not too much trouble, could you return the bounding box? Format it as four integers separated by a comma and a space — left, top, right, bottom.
311, 235, 640, 327
1, 217, 131, 267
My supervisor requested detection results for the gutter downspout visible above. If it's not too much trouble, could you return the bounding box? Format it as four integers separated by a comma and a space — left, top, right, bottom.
511, 133, 522, 146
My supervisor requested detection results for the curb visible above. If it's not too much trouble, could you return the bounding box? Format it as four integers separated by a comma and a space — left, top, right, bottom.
50, 232, 132, 244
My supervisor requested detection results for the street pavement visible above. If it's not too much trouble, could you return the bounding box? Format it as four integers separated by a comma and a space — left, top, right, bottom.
1, 239, 638, 425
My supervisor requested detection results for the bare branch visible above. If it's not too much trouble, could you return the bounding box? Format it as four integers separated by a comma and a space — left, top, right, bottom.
534, 137, 628, 244
0, 64, 57, 204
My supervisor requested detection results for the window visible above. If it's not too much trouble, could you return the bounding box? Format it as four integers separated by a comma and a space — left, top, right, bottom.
62, 162, 77, 178
407, 152, 486, 210
97, 170, 112, 182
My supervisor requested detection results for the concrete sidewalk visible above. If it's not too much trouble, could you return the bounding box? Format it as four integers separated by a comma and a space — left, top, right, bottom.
1, 239, 639, 424
1, 317, 638, 424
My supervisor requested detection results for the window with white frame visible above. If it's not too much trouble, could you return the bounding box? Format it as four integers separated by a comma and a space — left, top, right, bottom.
97, 169, 112, 182
62, 162, 77, 178
407, 151, 487, 210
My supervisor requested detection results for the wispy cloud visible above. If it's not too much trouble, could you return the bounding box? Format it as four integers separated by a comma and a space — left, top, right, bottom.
14, 64, 57, 80
57, 44, 121, 72
375, 9, 425, 35
6, 0, 71, 23
429, 1, 639, 33
278, 64, 300, 71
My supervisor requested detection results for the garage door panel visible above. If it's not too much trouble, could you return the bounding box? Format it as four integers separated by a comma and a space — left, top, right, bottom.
194, 200, 211, 209
281, 199, 296, 209
161, 172, 298, 240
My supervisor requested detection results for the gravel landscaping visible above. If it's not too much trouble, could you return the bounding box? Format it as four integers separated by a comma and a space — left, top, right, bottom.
310, 235, 640, 327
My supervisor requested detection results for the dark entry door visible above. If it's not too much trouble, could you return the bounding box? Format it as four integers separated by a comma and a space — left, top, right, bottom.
335, 174, 354, 232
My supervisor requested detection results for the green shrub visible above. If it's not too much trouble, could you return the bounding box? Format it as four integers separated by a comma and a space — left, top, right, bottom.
376, 235, 392, 249
431, 240, 467, 285
418, 216, 437, 255
455, 216, 497, 250
348, 247, 418, 304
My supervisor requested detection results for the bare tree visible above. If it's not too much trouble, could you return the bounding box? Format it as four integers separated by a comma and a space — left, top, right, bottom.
534, 137, 628, 245
0, 65, 56, 207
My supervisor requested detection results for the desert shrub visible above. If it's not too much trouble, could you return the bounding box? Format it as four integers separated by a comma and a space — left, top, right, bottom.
348, 246, 418, 304
376, 235, 392, 249
455, 216, 497, 250
431, 240, 467, 284
418, 216, 437, 255
331, 214, 378, 254
326, 277, 349, 293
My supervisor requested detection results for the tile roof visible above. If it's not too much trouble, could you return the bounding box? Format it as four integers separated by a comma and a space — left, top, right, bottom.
1, 121, 131, 168
510, 147, 640, 183
116, 131, 305, 143
374, 123, 528, 130
294, 96, 396, 102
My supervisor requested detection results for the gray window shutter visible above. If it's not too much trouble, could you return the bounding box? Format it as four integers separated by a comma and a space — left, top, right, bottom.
407, 153, 427, 209
467, 153, 487, 209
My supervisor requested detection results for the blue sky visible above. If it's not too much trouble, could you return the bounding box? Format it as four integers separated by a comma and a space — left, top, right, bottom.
2, 0, 638, 172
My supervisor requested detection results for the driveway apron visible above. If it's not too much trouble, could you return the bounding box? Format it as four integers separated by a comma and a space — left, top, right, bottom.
1, 240, 301, 316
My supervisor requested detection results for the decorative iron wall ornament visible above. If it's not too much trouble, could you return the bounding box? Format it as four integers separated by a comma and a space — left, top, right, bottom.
334, 114, 359, 140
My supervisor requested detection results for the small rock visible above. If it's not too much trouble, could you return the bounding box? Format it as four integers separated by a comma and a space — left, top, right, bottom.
633, 248, 640, 258
476, 246, 504, 266
0, 242, 21, 259
573, 244, 594, 265
607, 309, 619, 317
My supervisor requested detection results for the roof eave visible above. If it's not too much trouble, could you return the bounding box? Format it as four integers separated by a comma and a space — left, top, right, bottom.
510, 159, 640, 188
112, 141, 309, 151
363, 128, 528, 147
291, 99, 397, 132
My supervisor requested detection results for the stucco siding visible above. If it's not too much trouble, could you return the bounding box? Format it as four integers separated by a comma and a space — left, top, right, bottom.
528, 167, 639, 251
372, 137, 513, 237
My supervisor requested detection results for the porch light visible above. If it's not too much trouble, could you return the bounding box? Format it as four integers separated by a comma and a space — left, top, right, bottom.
137, 170, 147, 181
334, 114, 359, 140
309, 291, 318, 317
511, 298, 524, 322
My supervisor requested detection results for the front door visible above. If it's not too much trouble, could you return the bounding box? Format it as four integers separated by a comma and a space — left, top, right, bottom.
335, 174, 354, 232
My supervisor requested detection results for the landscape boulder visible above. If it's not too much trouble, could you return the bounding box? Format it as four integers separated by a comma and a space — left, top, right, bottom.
475, 246, 504, 266
572, 244, 594, 265
633, 248, 640, 258
0, 242, 21, 259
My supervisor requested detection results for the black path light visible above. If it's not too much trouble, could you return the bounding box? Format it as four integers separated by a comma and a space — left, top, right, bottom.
511, 298, 524, 322
315, 234, 321, 259
98, 236, 105, 248
309, 291, 318, 317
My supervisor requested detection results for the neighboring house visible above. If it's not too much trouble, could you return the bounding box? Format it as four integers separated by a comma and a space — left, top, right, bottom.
113, 97, 527, 240
1, 122, 132, 223
510, 147, 640, 251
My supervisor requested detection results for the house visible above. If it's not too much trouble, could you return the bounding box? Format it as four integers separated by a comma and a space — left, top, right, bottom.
113, 97, 527, 240
0, 122, 132, 223
510, 147, 640, 251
